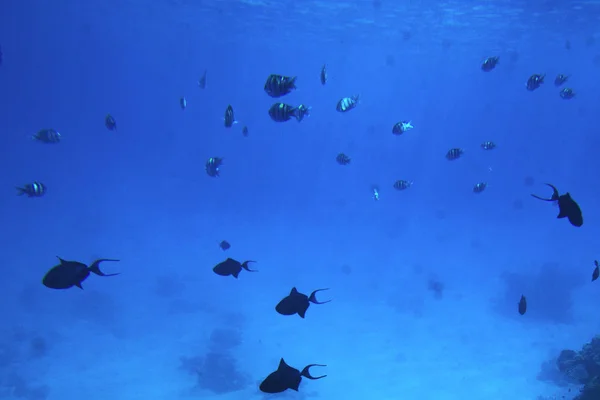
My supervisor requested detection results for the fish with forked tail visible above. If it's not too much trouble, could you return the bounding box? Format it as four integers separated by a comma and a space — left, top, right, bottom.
275, 287, 331, 318
259, 358, 326, 393
213, 257, 257, 278
531, 183, 583, 227
42, 257, 120, 290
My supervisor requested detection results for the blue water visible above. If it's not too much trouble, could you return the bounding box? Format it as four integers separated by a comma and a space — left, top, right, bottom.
2, 1, 600, 399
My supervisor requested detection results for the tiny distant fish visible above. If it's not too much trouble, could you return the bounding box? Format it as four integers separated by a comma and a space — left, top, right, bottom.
320, 64, 327, 85
592, 260, 599, 282
205, 157, 223, 177
219, 240, 231, 251
16, 181, 46, 197
105, 114, 117, 131
393, 180, 412, 190
32, 129, 61, 144
180, 97, 187, 110
212, 258, 257, 279
336, 95, 359, 112
446, 148, 464, 160
198, 70, 207, 89
526, 74, 545, 91
518, 295, 527, 315
42, 257, 120, 290
481, 56, 499, 72
371, 185, 380, 201
554, 74, 569, 87
559, 88, 575, 100
392, 121, 413, 135
264, 74, 297, 98
242, 126, 249, 137
481, 141, 496, 150
275, 287, 331, 319
224, 105, 237, 127
473, 182, 487, 193
336, 153, 350, 165
260, 358, 327, 394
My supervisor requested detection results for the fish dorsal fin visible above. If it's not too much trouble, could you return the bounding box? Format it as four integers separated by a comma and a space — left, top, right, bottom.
278, 358, 291, 371
57, 256, 67, 265
291, 287, 299, 295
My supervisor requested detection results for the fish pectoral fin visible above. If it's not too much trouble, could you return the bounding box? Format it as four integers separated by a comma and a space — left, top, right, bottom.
75, 282, 83, 290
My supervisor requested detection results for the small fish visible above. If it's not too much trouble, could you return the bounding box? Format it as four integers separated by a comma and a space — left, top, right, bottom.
259, 358, 326, 394
392, 121, 413, 135
559, 88, 575, 100
268, 103, 310, 122
213, 257, 257, 278
336, 95, 359, 112
198, 70, 207, 89
264, 74, 297, 98
205, 157, 223, 177
473, 182, 487, 193
32, 129, 61, 144
531, 183, 583, 227
336, 153, 350, 165
446, 148, 464, 160
393, 180, 412, 190
320, 64, 327, 85
16, 182, 46, 197
180, 97, 187, 110
42, 257, 120, 290
105, 114, 117, 131
224, 105, 237, 127
592, 260, 599, 282
219, 240, 231, 251
242, 126, 249, 137
554, 74, 569, 87
526, 74, 545, 91
371, 185, 380, 201
481, 141, 496, 150
481, 56, 499, 72
275, 287, 331, 318
518, 295, 527, 315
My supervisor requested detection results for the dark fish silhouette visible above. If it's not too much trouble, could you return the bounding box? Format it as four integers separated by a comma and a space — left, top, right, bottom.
198, 70, 207, 89
518, 295, 527, 315
42, 257, 120, 290
259, 358, 326, 393
213, 257, 257, 278
275, 287, 331, 318
531, 183, 583, 227
593, 260, 599, 282
219, 240, 231, 251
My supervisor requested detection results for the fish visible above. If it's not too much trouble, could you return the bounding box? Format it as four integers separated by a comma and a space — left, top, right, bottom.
393, 180, 412, 190
198, 70, 207, 89
242, 126, 249, 137
213, 257, 257, 278
268, 103, 310, 122
593, 261, 599, 282
371, 185, 380, 201
473, 182, 487, 193
336, 153, 350, 165
518, 295, 527, 315
320, 64, 327, 85
526, 74, 545, 91
259, 358, 326, 393
32, 129, 61, 144
275, 287, 331, 318
481, 141, 496, 150
224, 105, 237, 127
180, 97, 187, 110
392, 121, 413, 135
105, 114, 117, 131
16, 182, 46, 197
481, 56, 499, 72
219, 240, 231, 251
446, 148, 464, 160
554, 74, 569, 87
559, 88, 575, 99
531, 183, 583, 227
205, 157, 223, 177
264, 74, 297, 98
336, 95, 359, 112
42, 257, 120, 290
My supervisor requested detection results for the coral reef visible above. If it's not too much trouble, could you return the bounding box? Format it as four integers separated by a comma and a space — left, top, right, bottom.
542, 335, 600, 399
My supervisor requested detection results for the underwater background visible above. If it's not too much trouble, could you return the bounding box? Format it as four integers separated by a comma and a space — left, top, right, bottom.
2, 0, 600, 399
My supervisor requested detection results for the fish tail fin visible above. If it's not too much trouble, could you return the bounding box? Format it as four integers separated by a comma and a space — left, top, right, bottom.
241, 261, 258, 272
300, 364, 327, 380
289, 76, 297, 89
88, 258, 120, 277
309, 288, 331, 304
15, 187, 25, 195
